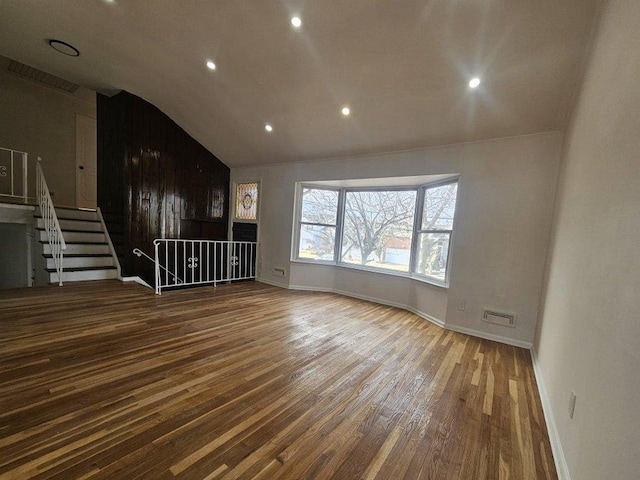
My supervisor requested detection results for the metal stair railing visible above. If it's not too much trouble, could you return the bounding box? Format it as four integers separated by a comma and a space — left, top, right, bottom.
0, 147, 29, 203
134, 240, 257, 295
153, 239, 258, 295
133, 247, 183, 294
36, 158, 66, 286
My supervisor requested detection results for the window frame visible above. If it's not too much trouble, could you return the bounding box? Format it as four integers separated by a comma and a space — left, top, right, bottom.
292, 178, 459, 287
410, 178, 459, 287
294, 184, 342, 263
337, 186, 418, 274
234, 181, 260, 222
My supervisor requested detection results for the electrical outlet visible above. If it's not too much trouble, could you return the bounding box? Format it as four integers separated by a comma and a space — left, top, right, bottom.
457, 300, 466, 311
568, 391, 577, 419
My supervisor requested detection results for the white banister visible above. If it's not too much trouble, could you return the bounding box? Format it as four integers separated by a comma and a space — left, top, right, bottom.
139, 239, 258, 295
0, 147, 29, 203
36, 158, 66, 286
23, 152, 28, 204
133, 247, 183, 295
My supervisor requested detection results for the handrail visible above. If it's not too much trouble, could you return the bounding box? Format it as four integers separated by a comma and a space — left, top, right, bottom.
36, 158, 66, 285
133, 248, 183, 289
153, 239, 258, 295
134, 240, 257, 295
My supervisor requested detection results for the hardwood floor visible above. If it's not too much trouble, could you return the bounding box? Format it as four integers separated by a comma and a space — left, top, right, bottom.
0, 281, 557, 479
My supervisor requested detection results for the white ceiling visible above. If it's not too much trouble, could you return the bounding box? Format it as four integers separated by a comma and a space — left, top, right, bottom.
0, 0, 601, 167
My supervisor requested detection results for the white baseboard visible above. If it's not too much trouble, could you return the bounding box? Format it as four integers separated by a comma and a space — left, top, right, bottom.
446, 324, 533, 349
258, 277, 538, 349
120, 276, 153, 289
258, 276, 447, 328
531, 348, 571, 480
291, 283, 447, 328
403, 305, 446, 328
259, 276, 565, 475
257, 277, 289, 289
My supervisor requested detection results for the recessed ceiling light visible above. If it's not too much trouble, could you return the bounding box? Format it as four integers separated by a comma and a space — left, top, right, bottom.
206, 60, 216, 71
469, 77, 481, 88
48, 39, 80, 57
291, 16, 302, 28
341, 106, 351, 116
265, 124, 273, 132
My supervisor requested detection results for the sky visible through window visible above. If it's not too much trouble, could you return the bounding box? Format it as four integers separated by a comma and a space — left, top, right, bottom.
296, 181, 458, 283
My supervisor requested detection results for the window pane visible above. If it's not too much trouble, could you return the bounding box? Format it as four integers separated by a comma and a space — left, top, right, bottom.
422, 182, 458, 230
236, 182, 258, 220
341, 190, 416, 272
298, 224, 336, 260
415, 232, 451, 281
301, 188, 339, 225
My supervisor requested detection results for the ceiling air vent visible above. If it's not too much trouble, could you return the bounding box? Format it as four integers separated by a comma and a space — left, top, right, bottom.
7, 60, 79, 93
481, 309, 516, 328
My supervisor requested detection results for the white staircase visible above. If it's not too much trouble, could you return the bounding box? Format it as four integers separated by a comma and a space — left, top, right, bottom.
36, 207, 118, 283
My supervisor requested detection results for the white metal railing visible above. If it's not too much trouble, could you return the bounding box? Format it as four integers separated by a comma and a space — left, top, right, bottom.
133, 247, 183, 286
0, 147, 29, 203
36, 158, 66, 285
150, 239, 257, 295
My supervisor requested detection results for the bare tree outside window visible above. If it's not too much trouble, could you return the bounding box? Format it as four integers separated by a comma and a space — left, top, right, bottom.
295, 179, 459, 283
415, 182, 458, 281
297, 188, 339, 260
341, 190, 416, 271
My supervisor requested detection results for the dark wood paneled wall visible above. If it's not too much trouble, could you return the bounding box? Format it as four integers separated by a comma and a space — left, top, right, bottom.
97, 92, 229, 283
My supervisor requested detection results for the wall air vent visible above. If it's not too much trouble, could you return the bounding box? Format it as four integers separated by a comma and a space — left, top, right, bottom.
272, 267, 286, 277
482, 309, 516, 328
7, 60, 79, 93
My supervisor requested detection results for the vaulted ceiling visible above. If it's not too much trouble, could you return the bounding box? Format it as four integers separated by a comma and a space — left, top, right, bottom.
0, 0, 601, 167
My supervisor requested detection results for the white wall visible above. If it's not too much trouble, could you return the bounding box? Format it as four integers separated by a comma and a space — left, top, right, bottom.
534, 1, 640, 479
232, 131, 562, 346
0, 59, 96, 207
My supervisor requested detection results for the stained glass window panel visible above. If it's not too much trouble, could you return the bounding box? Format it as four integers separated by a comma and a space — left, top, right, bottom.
235, 182, 258, 220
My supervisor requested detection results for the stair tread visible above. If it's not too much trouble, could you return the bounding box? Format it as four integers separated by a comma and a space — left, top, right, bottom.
54, 207, 97, 212
34, 215, 100, 223
36, 227, 103, 233
43, 253, 112, 258
37, 206, 97, 213
45, 266, 117, 273
40, 241, 108, 245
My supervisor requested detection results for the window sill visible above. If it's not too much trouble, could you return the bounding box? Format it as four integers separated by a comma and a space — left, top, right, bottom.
290, 258, 449, 289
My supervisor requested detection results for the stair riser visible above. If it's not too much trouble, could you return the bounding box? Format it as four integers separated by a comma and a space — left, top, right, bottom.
37, 218, 102, 232
40, 231, 105, 243
39, 206, 120, 284
46, 257, 115, 269
49, 269, 118, 283
43, 244, 110, 255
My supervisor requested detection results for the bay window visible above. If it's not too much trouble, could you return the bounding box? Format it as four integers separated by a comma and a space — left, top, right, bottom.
341, 189, 417, 272
414, 181, 458, 282
296, 187, 340, 261
294, 178, 459, 286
